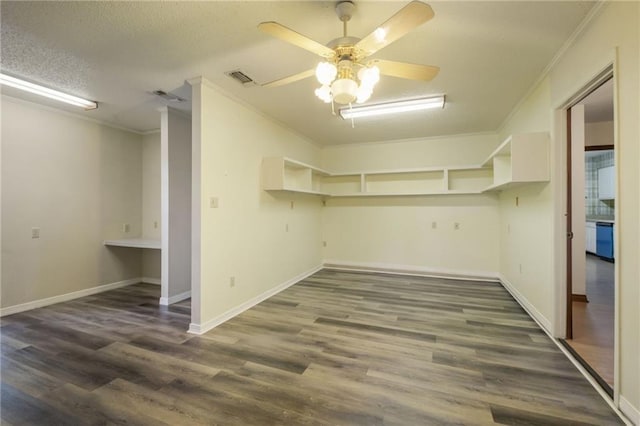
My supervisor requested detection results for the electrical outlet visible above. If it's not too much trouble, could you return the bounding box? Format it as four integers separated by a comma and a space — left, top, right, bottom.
123, 223, 130, 233
31, 227, 40, 239
454, 222, 460, 230
229, 276, 235, 288
210, 197, 219, 208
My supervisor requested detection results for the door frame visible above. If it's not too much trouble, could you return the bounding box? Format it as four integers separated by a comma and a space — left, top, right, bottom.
557, 63, 619, 403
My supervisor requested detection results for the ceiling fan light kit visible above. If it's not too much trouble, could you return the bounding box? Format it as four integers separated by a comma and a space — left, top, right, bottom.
258, 0, 439, 113
339, 95, 445, 120
315, 60, 380, 104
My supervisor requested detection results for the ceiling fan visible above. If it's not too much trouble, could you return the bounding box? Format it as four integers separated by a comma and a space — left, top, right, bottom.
258, 0, 439, 105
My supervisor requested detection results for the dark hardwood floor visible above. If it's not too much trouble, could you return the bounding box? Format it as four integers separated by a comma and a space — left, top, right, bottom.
1, 270, 622, 425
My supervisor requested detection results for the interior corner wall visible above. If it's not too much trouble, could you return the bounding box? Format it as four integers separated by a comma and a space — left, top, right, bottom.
321, 134, 501, 278
161, 108, 192, 303
142, 131, 161, 281
1, 97, 143, 311
190, 80, 323, 331
497, 1, 639, 418
496, 77, 555, 330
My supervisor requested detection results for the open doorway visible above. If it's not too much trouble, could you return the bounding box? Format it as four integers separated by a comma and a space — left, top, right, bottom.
563, 77, 615, 396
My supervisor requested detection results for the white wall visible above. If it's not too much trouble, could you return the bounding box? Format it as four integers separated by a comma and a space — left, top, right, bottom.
142, 132, 161, 239
161, 108, 192, 303
497, 75, 555, 327
498, 1, 639, 419
142, 132, 161, 282
190, 79, 323, 332
321, 133, 498, 171
1, 97, 143, 311
321, 134, 501, 278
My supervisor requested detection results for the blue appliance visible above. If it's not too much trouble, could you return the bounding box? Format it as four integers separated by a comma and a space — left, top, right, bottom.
596, 222, 614, 261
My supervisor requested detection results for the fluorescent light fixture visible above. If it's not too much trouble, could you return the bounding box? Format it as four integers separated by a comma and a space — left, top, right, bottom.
0, 73, 97, 110
339, 95, 445, 119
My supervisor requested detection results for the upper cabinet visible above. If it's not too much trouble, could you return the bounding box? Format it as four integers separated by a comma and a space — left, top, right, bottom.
262, 132, 550, 198
481, 132, 550, 192
598, 165, 615, 200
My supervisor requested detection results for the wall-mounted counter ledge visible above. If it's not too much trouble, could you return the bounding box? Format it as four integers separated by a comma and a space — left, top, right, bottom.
104, 238, 161, 249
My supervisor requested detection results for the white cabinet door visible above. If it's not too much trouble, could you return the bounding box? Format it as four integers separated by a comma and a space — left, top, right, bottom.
598, 166, 615, 200
585, 222, 597, 254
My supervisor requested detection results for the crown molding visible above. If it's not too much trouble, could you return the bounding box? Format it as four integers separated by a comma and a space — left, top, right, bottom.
2, 94, 147, 135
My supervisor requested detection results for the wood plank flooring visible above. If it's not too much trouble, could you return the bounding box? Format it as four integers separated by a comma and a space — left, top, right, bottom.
1, 270, 623, 425
566, 254, 615, 388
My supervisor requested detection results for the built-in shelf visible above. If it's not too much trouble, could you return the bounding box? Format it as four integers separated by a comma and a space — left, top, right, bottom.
262, 157, 330, 196
262, 132, 549, 198
481, 132, 550, 191
104, 238, 161, 249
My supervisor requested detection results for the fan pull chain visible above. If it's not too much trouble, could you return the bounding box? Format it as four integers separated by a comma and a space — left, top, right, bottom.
331, 99, 336, 116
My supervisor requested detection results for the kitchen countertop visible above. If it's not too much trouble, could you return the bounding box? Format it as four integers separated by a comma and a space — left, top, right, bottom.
586, 218, 615, 224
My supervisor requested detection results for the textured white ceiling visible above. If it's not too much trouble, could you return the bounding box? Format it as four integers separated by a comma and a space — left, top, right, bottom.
1, 1, 596, 145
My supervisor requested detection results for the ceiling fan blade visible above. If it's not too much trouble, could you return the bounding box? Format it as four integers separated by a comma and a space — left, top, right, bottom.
355, 1, 434, 58
261, 69, 316, 88
372, 59, 439, 81
258, 22, 335, 59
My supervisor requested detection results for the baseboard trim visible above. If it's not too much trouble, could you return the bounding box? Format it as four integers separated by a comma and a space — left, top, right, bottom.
142, 277, 161, 285
188, 265, 322, 335
0, 278, 141, 317
159, 290, 191, 306
620, 396, 639, 425
497, 273, 553, 333
322, 260, 499, 282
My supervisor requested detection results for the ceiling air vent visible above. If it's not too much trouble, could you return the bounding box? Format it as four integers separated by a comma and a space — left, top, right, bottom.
153, 90, 186, 102
226, 70, 256, 86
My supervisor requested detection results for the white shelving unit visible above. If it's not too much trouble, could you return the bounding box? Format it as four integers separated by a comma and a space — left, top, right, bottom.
262, 132, 549, 198
481, 132, 550, 192
262, 157, 330, 196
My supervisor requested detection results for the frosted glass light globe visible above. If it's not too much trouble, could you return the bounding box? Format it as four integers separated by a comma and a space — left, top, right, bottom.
356, 86, 373, 104
331, 78, 358, 104
358, 66, 380, 89
315, 62, 337, 86
314, 85, 332, 103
